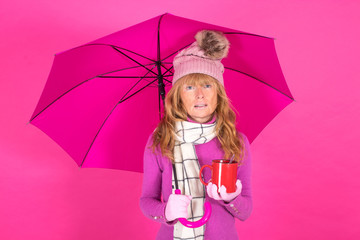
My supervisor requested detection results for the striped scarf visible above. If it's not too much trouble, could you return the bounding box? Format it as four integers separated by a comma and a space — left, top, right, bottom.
172, 120, 216, 240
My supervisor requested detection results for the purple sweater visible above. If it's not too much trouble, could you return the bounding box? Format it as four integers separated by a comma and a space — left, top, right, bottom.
139, 132, 252, 240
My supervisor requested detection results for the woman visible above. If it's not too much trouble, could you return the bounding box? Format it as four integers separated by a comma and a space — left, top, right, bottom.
140, 30, 252, 240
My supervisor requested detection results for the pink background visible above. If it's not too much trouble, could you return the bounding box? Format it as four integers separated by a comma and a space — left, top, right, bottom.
1, 0, 359, 239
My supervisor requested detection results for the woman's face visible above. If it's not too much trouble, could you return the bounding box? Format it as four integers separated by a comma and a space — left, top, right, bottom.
180, 81, 217, 123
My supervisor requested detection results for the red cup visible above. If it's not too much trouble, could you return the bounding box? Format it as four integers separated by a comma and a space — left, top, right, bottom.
199, 159, 237, 193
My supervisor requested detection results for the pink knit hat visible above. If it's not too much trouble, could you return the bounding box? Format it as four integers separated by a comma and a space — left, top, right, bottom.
172, 30, 230, 86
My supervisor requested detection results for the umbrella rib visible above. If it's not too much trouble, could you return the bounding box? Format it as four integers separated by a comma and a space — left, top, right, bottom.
157, 13, 166, 62
225, 67, 294, 101
118, 78, 158, 103
163, 78, 172, 84
159, 63, 174, 76
29, 65, 156, 122
80, 78, 158, 167
159, 61, 173, 84
160, 31, 273, 63
98, 76, 157, 78
97, 63, 156, 76
30, 78, 97, 122
111, 46, 158, 76
161, 42, 193, 62
118, 65, 158, 102
98, 75, 172, 79
223, 31, 274, 39
66, 43, 156, 62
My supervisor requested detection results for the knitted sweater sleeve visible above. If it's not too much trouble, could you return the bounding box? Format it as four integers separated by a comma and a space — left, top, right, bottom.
139, 135, 176, 225
219, 133, 253, 221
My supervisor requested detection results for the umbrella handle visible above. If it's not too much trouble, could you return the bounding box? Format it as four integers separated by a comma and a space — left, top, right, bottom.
174, 189, 211, 228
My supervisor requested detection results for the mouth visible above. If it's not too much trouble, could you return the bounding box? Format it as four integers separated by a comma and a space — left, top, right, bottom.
194, 104, 208, 109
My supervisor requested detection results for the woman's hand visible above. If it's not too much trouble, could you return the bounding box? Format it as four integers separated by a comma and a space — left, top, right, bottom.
206, 180, 242, 202
165, 194, 192, 222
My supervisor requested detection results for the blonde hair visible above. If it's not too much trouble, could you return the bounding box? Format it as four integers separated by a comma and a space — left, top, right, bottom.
151, 73, 245, 164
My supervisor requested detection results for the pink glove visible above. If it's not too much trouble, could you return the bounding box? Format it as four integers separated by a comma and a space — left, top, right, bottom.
165, 193, 192, 222
207, 179, 242, 202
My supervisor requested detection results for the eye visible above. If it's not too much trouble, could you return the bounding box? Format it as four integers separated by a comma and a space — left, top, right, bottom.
204, 84, 212, 88
185, 85, 194, 90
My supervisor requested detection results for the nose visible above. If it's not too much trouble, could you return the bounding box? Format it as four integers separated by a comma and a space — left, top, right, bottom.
196, 87, 204, 99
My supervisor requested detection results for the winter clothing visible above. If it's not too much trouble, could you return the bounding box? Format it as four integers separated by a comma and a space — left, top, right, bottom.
165, 194, 192, 222
207, 180, 242, 202
172, 120, 217, 239
172, 30, 230, 86
139, 131, 252, 240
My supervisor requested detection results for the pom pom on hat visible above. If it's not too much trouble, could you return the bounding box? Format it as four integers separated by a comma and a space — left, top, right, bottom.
172, 30, 230, 86
195, 30, 230, 59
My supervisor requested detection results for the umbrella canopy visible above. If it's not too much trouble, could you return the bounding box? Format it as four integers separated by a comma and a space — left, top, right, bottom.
30, 13, 294, 172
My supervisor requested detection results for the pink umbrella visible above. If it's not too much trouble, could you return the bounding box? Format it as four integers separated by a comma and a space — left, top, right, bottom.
30, 12, 294, 173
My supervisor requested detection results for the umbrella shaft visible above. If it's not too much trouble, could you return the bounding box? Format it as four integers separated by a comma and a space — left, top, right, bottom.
156, 61, 166, 102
